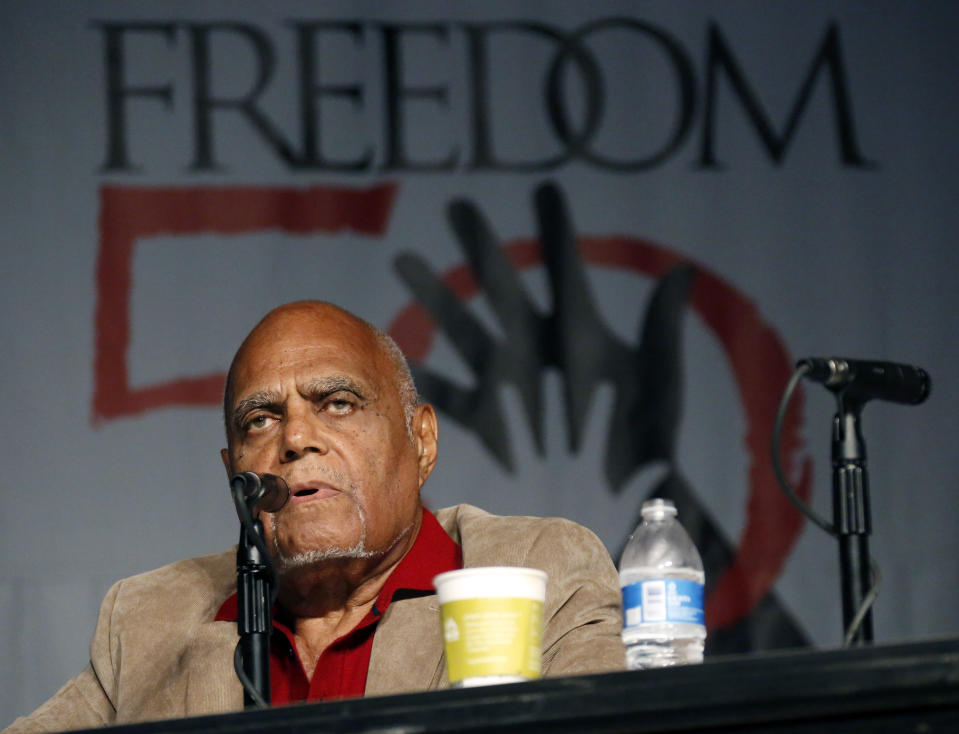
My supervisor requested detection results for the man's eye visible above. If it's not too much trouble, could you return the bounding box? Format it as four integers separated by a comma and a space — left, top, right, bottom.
326, 397, 356, 415
245, 414, 275, 431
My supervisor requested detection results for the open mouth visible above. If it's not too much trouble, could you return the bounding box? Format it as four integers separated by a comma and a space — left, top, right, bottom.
288, 483, 340, 503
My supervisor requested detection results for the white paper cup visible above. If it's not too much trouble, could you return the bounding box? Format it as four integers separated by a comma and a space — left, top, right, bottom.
433, 566, 547, 687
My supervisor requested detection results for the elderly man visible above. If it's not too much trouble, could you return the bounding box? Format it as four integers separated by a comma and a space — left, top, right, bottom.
6, 301, 623, 732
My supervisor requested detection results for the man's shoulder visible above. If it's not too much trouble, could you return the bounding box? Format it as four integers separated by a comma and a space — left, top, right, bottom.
433, 502, 601, 536
433, 504, 611, 569
117, 548, 236, 588
106, 548, 237, 623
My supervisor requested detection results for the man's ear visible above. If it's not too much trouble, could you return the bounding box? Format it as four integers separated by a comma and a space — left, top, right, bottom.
220, 448, 233, 478
413, 403, 439, 487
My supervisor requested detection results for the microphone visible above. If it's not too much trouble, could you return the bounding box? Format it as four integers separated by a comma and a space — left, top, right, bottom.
230, 472, 290, 514
797, 357, 931, 405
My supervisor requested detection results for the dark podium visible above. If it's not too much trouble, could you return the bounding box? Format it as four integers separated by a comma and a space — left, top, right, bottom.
75, 637, 959, 734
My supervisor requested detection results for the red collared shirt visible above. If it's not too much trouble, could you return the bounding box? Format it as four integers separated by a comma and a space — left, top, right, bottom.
215, 507, 462, 704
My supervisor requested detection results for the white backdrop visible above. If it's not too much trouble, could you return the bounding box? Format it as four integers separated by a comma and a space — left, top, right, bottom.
2, 1, 958, 726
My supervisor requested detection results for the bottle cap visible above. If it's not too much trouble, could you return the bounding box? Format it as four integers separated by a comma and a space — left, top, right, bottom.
640, 498, 678, 519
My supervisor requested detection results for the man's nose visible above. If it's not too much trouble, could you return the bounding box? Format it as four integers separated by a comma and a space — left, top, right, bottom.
280, 408, 329, 462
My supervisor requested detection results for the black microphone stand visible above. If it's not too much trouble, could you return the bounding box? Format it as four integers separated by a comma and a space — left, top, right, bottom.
776, 359, 930, 647
230, 474, 277, 708
831, 397, 873, 645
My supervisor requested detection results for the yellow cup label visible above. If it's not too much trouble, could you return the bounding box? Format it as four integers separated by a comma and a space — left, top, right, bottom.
440, 597, 543, 682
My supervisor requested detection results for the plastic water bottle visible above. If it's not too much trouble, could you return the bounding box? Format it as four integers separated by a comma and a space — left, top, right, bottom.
619, 498, 706, 669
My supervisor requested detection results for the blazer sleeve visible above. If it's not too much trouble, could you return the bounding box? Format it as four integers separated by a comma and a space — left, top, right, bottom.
527, 518, 626, 676
2, 582, 121, 733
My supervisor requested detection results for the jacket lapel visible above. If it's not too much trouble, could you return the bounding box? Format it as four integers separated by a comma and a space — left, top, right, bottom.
366, 593, 447, 695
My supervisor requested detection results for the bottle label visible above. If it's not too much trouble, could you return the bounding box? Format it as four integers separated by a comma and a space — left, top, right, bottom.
621, 579, 705, 627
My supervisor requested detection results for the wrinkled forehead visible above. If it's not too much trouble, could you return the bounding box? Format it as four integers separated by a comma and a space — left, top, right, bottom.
229, 306, 389, 400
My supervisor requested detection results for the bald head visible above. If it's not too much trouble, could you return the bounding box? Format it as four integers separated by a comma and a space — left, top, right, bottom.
223, 301, 419, 444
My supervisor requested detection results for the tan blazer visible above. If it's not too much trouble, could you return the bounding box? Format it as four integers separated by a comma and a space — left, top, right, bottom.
5, 504, 624, 733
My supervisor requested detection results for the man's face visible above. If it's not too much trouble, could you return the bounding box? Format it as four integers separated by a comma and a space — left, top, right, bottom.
222, 305, 433, 568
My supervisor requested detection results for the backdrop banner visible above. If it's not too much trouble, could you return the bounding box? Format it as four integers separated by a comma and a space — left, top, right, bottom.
2, 1, 958, 724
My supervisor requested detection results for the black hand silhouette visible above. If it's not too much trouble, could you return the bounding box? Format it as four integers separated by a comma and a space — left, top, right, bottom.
394, 180, 693, 490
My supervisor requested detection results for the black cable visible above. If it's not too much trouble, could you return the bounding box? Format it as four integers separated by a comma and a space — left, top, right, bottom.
771, 363, 836, 536
843, 561, 881, 647
233, 644, 269, 709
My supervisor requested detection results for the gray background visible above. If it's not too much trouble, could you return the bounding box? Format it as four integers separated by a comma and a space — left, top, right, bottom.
2, 1, 957, 725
